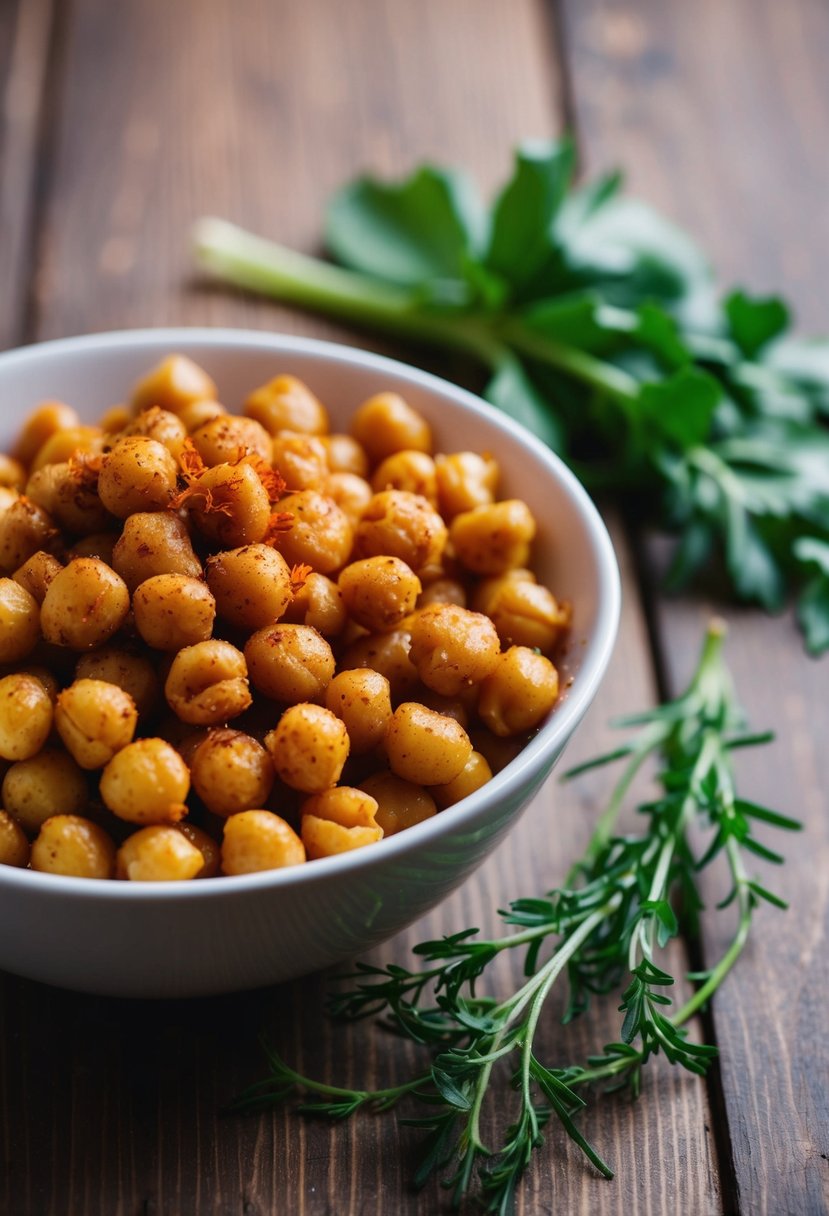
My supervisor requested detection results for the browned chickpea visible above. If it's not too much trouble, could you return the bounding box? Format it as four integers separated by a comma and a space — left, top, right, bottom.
0, 810, 30, 867
265, 702, 349, 793
98, 403, 131, 433
189, 728, 275, 817
338, 627, 420, 702
75, 647, 160, 718
12, 551, 62, 603
429, 751, 493, 809
301, 787, 383, 859
0, 496, 57, 576
178, 399, 225, 432
270, 431, 329, 490
120, 406, 187, 460
55, 678, 138, 769
281, 572, 346, 637
324, 472, 373, 528
30, 426, 105, 473
13, 401, 80, 465
354, 490, 447, 576
191, 414, 273, 466
0, 453, 27, 490
408, 603, 501, 696
435, 451, 499, 518
245, 623, 335, 704
68, 531, 119, 564
31, 815, 116, 878
9, 666, 59, 703
112, 511, 202, 593
384, 702, 472, 786
185, 461, 272, 548
2, 750, 89, 835
477, 647, 560, 736
416, 576, 467, 609
100, 737, 190, 823
205, 544, 293, 631
321, 434, 369, 477
0, 487, 17, 513
371, 450, 438, 504
414, 688, 471, 727
133, 574, 216, 651
115, 824, 203, 881
26, 461, 112, 535
177, 822, 221, 877
270, 490, 353, 574
350, 393, 431, 463
359, 771, 437, 837
221, 810, 306, 874
244, 374, 329, 436
0, 673, 53, 761
164, 640, 251, 725
98, 436, 178, 518
40, 558, 130, 649
130, 354, 217, 416
449, 500, 536, 575
338, 556, 421, 632
471, 575, 570, 653
324, 668, 393, 754
468, 727, 525, 775
0, 578, 40, 663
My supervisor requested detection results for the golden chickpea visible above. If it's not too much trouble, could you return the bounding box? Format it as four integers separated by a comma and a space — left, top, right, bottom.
98, 403, 131, 433
133, 574, 216, 651
115, 825, 204, 881
408, 603, 501, 696
282, 572, 346, 637
324, 668, 393, 754
449, 500, 537, 575
205, 544, 293, 631
2, 750, 89, 834
384, 702, 472, 786
324, 471, 373, 528
354, 490, 447, 576
178, 822, 221, 877
0, 578, 40, 663
112, 511, 202, 592
338, 556, 421, 633
0, 810, 30, 867
13, 401, 80, 465
9, 666, 59, 704
270, 431, 329, 490
189, 728, 274, 817
41, 558, 130, 649
178, 399, 225, 432
25, 461, 112, 535
31, 815, 116, 878
270, 490, 353, 574
130, 354, 218, 416
429, 751, 493, 809
120, 406, 188, 460
371, 450, 438, 504
221, 809, 306, 874
98, 436, 179, 518
12, 550, 62, 604
301, 788, 383, 859
164, 640, 251, 725
338, 627, 420, 702
0, 486, 17, 513
55, 678, 138, 769
265, 703, 349, 793
0, 673, 52, 761
468, 727, 525, 775
0, 496, 57, 576
350, 392, 431, 463
471, 575, 570, 653
30, 426, 105, 473
68, 531, 119, 564
75, 647, 160, 718
100, 737, 190, 823
191, 414, 273, 466
359, 771, 437, 837
185, 461, 272, 549
321, 433, 369, 477
244, 374, 329, 436
417, 576, 467, 609
435, 451, 499, 518
414, 688, 471, 727
0, 454, 26, 490
245, 624, 335, 704
477, 647, 560, 736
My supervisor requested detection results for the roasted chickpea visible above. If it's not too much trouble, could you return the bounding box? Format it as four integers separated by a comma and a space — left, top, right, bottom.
130, 354, 217, 416
265, 703, 349, 793
468, 727, 525, 775
98, 403, 131, 433
120, 406, 188, 460
31, 815, 116, 878
112, 511, 202, 592
281, 572, 346, 637
477, 647, 560, 736
244, 374, 328, 436
371, 450, 438, 504
270, 431, 329, 490
100, 737, 190, 823
55, 678, 138, 769
205, 544, 293, 631
414, 688, 471, 727
10, 666, 59, 703
0, 673, 52, 761
471, 575, 570, 652
68, 531, 119, 564
338, 627, 420, 702
133, 574, 216, 651
324, 668, 393, 755
0, 486, 17, 513
0, 496, 57, 576
12, 550, 62, 604
30, 426, 105, 473
0, 578, 40, 662
245, 624, 335, 704
337, 556, 421, 633
189, 728, 274, 817
164, 640, 251, 725
384, 702, 472, 786
0, 453, 27, 490
324, 471, 373, 528
408, 603, 501, 696
449, 500, 536, 575
301, 787, 383, 859
25, 461, 112, 535
435, 451, 499, 518
178, 822, 221, 877
185, 461, 272, 548
40, 558, 130, 650
350, 392, 431, 463
0, 810, 30, 867
416, 576, 467, 609
2, 750, 89, 834
359, 771, 437, 837
115, 825, 204, 881
430, 751, 493, 809
178, 399, 225, 432
270, 490, 353, 574
75, 647, 160, 718
354, 490, 447, 576
14, 401, 80, 465
191, 414, 273, 466
97, 436, 178, 518
221, 810, 306, 874
321, 434, 369, 477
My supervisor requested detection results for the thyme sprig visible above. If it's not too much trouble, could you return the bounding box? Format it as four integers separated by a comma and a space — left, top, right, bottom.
235, 623, 799, 1212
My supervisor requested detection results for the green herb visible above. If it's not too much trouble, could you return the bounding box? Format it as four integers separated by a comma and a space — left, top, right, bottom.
194, 140, 829, 653
233, 623, 798, 1213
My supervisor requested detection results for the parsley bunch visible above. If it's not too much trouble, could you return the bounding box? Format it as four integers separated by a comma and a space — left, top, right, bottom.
194, 140, 829, 653
233, 623, 799, 1213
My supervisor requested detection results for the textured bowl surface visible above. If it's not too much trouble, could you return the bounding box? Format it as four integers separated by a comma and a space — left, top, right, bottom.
0, 329, 620, 997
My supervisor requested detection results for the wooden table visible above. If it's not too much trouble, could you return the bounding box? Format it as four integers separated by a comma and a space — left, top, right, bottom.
2, 1, 827, 1212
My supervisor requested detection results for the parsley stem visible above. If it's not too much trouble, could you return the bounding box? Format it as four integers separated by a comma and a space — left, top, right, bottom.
497, 320, 639, 402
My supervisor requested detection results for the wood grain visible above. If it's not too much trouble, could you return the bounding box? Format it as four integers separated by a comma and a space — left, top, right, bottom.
559, 1, 829, 1212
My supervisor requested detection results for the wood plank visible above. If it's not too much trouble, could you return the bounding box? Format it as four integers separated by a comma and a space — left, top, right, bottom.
1, 0, 720, 1213
560, 1, 829, 1212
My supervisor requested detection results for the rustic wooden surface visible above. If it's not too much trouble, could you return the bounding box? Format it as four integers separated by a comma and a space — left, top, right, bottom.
0, 0, 826, 1213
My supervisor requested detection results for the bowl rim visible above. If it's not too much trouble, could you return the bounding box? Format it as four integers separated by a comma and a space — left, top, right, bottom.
0, 326, 621, 901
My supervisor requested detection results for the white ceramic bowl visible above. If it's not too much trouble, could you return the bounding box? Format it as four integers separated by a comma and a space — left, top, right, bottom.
0, 328, 619, 998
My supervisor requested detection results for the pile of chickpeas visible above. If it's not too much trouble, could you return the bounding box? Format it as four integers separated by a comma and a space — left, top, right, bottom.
0, 356, 570, 881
